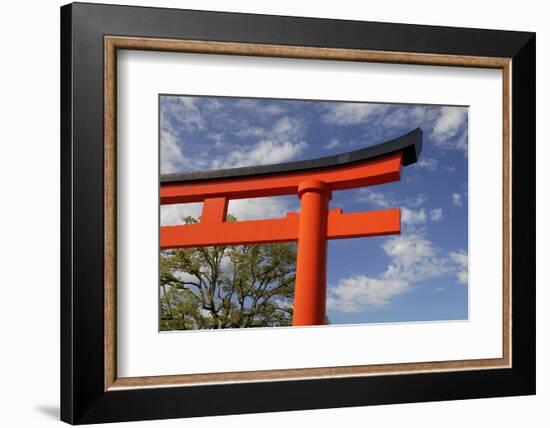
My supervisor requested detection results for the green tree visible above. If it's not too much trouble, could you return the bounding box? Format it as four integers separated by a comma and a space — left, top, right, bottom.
160, 216, 297, 330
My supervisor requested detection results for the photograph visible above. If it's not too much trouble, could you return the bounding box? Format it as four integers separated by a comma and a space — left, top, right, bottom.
159, 95, 469, 331
55, 2, 536, 424
0, 0, 543, 424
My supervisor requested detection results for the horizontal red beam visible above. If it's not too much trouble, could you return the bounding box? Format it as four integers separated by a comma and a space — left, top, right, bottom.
160, 208, 400, 249
161, 153, 402, 205
161, 213, 298, 249
327, 208, 400, 240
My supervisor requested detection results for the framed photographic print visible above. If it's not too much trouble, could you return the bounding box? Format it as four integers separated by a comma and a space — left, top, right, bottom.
60, 2, 536, 424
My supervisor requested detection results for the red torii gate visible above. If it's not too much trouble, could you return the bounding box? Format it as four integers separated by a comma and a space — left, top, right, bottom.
160, 128, 422, 326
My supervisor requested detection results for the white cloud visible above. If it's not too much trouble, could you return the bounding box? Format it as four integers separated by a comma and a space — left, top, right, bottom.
449, 251, 468, 284
159, 97, 214, 174
160, 197, 296, 227
358, 189, 428, 211
160, 203, 203, 226
322, 103, 388, 125
414, 157, 439, 171
410, 105, 438, 122
160, 130, 185, 174
402, 206, 442, 229
356, 188, 394, 208
219, 139, 307, 168
234, 99, 286, 116
272, 297, 293, 310
213, 116, 307, 169
160, 98, 304, 174
328, 234, 468, 313
228, 196, 296, 220
234, 126, 267, 138
457, 271, 468, 285
363, 104, 467, 154
384, 238, 467, 286
404, 194, 428, 208
401, 208, 427, 226
382, 234, 442, 275
432, 107, 468, 151
204, 98, 222, 112
272, 116, 300, 136
162, 97, 205, 132
173, 270, 201, 285
429, 208, 444, 221
324, 138, 341, 149
327, 276, 407, 311
320, 103, 465, 156
206, 133, 225, 146
454, 129, 469, 153
261, 104, 286, 116
452, 193, 463, 207
378, 106, 439, 131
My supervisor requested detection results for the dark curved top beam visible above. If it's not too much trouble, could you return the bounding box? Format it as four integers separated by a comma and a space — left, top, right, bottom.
161, 127, 422, 184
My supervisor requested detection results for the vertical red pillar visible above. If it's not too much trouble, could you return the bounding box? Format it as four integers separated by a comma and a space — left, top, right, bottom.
293, 180, 331, 326
201, 197, 228, 224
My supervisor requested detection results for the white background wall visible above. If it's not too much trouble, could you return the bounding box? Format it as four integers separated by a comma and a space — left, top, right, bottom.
0, 0, 546, 426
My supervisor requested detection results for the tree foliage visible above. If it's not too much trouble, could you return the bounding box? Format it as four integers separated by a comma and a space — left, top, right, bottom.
160, 216, 297, 330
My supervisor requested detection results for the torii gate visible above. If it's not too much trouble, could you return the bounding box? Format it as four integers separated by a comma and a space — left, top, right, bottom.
160, 128, 423, 326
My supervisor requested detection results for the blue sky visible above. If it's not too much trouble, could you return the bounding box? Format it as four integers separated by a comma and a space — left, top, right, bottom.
160, 94, 469, 325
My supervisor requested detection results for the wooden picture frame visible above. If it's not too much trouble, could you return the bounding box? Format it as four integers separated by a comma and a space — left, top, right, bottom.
61, 2, 535, 424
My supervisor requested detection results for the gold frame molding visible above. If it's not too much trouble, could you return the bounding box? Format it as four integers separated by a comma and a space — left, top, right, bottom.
104, 36, 512, 391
